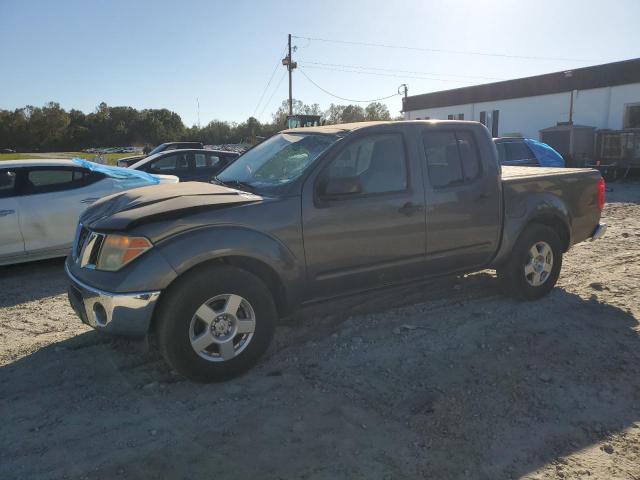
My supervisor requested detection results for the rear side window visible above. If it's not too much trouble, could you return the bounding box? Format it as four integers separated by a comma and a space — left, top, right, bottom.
327, 133, 407, 194
504, 142, 534, 162
194, 153, 221, 169
422, 130, 481, 188
422, 132, 463, 188
25, 168, 88, 194
456, 131, 481, 181
150, 153, 189, 172
0, 169, 17, 198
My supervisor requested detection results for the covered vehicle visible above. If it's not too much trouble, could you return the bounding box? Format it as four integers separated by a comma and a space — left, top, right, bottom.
494, 137, 565, 167
0, 159, 177, 266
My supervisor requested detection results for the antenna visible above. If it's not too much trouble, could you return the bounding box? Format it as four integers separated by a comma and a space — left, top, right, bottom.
197, 98, 201, 128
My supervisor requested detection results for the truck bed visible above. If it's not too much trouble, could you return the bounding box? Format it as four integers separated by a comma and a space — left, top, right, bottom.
500, 166, 602, 250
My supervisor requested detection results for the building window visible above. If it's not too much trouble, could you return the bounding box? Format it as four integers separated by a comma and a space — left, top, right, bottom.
624, 103, 640, 128
447, 113, 464, 120
480, 110, 499, 137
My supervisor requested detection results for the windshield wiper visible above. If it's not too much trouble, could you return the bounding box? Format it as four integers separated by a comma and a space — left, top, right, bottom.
213, 177, 255, 193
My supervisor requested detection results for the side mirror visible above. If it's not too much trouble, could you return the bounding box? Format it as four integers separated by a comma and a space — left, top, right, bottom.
320, 176, 362, 199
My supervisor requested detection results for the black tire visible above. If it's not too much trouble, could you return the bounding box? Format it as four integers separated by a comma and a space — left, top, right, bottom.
497, 224, 563, 300
155, 265, 277, 382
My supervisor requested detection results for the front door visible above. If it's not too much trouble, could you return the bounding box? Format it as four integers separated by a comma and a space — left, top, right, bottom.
0, 168, 24, 259
420, 128, 501, 272
302, 130, 427, 299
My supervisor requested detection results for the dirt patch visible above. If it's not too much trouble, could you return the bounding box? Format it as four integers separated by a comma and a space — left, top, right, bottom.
1, 182, 639, 480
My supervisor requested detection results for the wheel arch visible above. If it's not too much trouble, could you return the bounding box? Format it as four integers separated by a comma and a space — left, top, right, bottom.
152, 254, 294, 331
527, 213, 571, 252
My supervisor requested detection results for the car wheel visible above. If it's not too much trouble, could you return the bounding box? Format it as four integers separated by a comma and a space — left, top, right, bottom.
155, 265, 277, 382
497, 224, 563, 300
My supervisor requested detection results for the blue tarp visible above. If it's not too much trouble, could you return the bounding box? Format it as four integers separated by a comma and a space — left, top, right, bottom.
523, 139, 565, 168
72, 158, 160, 189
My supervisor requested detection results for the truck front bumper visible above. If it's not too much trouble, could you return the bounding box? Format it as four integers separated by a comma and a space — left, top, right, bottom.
590, 223, 608, 241
65, 263, 160, 338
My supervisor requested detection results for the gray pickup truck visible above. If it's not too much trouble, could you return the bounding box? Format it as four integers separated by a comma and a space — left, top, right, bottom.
65, 120, 607, 382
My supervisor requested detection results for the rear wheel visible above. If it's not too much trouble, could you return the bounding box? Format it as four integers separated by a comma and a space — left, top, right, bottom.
155, 265, 277, 382
497, 224, 563, 300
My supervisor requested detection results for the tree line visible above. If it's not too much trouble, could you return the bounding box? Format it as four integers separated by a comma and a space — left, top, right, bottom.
0, 99, 396, 152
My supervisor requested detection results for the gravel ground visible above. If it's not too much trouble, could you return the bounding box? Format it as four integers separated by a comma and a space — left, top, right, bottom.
1, 182, 639, 480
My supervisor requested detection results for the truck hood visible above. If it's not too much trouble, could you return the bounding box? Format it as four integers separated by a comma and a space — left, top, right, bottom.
81, 182, 263, 231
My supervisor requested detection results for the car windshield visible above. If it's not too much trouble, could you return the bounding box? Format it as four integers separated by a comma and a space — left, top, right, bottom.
216, 133, 338, 192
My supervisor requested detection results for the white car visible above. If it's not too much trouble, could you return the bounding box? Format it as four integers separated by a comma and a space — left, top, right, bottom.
0, 159, 178, 266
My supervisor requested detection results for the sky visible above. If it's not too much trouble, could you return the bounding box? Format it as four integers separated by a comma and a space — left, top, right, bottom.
1, 0, 639, 126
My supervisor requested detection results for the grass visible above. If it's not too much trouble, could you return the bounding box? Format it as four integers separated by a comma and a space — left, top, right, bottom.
0, 152, 137, 165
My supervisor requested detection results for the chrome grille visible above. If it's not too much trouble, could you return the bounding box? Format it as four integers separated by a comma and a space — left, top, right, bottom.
74, 224, 90, 260
75, 225, 105, 268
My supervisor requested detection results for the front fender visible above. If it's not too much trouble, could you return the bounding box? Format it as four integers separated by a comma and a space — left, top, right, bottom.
156, 225, 305, 307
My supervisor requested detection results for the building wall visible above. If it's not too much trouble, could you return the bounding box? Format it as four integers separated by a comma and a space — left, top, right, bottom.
404, 83, 640, 138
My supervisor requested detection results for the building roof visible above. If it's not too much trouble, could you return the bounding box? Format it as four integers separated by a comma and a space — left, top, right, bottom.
403, 57, 640, 112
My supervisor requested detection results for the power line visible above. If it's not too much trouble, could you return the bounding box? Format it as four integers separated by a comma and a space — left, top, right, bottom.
292, 35, 596, 63
258, 70, 287, 119
299, 68, 401, 103
300, 64, 476, 84
252, 49, 287, 117
298, 60, 505, 80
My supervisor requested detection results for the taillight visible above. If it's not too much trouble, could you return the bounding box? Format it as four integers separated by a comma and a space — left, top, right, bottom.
597, 177, 606, 211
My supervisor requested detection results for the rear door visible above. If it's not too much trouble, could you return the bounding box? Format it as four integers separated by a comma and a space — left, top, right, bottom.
421, 127, 501, 272
0, 168, 25, 259
145, 152, 191, 180
302, 129, 427, 299
19, 167, 112, 254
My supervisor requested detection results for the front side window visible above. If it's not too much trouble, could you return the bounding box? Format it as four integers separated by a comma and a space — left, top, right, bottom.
423, 130, 481, 188
0, 169, 17, 198
217, 133, 338, 191
325, 133, 407, 194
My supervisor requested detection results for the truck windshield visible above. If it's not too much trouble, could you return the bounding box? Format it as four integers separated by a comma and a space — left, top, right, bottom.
216, 133, 338, 192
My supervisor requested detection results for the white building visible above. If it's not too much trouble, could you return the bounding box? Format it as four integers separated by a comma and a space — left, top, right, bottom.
402, 58, 640, 140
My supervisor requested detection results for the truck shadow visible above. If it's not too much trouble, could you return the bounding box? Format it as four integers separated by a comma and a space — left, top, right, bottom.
1, 273, 638, 479
0, 257, 67, 308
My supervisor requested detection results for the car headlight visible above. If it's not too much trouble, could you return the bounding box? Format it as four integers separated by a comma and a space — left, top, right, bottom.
96, 235, 153, 271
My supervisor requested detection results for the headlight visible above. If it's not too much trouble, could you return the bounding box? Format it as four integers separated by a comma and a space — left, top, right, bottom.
96, 235, 153, 271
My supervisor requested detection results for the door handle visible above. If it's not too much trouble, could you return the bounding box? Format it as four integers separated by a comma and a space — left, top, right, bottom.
0, 209, 15, 217
80, 197, 100, 204
398, 202, 423, 216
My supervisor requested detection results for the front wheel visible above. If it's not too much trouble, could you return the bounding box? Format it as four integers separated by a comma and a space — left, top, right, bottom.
155, 265, 277, 382
497, 224, 563, 300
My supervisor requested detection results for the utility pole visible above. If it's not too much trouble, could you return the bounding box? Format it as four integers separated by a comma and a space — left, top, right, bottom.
282, 34, 297, 116
398, 84, 408, 115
